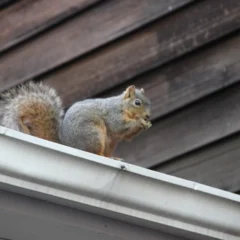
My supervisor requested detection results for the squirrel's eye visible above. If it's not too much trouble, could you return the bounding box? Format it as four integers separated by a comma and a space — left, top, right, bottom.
135, 99, 142, 106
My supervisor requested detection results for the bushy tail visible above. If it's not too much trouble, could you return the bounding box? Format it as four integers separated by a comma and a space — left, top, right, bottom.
0, 101, 4, 123
0, 81, 64, 142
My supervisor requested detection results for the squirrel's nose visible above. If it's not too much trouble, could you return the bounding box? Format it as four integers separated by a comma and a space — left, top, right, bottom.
145, 114, 150, 120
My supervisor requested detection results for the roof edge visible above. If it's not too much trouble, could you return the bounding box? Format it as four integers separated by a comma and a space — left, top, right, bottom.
0, 126, 239, 240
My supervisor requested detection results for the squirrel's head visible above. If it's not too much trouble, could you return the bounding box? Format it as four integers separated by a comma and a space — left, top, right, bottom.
122, 85, 151, 120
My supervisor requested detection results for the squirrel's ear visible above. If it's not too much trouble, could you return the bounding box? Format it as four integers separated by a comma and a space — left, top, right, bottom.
124, 85, 136, 99
140, 88, 145, 94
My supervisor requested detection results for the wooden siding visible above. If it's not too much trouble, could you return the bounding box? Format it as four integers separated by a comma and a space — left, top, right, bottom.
0, 0, 240, 193
0, 0, 16, 9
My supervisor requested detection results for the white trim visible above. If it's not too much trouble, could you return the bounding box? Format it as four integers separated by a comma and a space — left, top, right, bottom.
0, 126, 239, 240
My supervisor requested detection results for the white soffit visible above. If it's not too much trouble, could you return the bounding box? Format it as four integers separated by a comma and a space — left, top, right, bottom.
0, 126, 239, 240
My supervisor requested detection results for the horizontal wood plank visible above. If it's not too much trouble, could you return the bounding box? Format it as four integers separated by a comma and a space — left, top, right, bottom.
0, 0, 102, 53
154, 134, 240, 192
42, 0, 240, 107
116, 80, 240, 168
99, 33, 240, 120
0, 0, 16, 9
0, 0, 193, 91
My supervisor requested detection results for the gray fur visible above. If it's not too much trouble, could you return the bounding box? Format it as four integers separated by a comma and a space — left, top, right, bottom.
60, 95, 122, 151
0, 81, 64, 131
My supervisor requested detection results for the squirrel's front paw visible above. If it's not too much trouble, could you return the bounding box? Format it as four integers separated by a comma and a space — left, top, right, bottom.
140, 118, 152, 130
145, 121, 152, 129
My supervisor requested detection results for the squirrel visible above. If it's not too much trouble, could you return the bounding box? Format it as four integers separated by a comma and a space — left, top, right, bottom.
60, 85, 152, 159
0, 81, 64, 143
0, 82, 151, 160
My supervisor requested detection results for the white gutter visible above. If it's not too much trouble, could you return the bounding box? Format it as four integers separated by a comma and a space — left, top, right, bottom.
0, 126, 239, 240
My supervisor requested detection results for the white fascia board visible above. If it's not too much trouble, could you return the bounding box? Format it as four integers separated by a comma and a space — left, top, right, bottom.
0, 126, 239, 240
